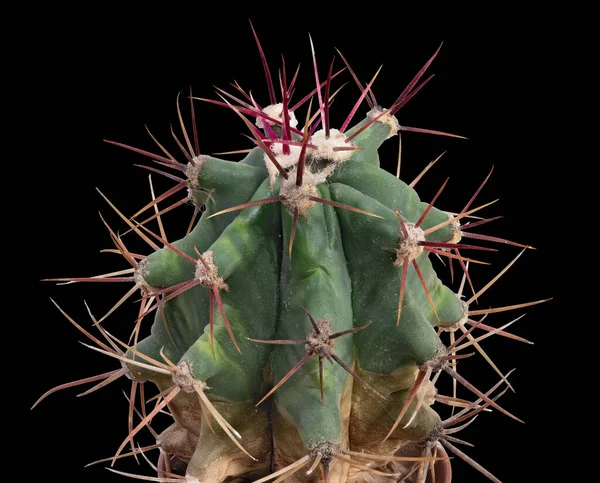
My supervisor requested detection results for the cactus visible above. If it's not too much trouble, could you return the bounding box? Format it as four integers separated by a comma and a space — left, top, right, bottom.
35, 25, 550, 483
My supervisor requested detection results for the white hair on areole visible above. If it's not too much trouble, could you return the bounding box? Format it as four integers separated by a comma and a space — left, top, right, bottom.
255, 103, 298, 130
310, 129, 355, 163
263, 143, 305, 188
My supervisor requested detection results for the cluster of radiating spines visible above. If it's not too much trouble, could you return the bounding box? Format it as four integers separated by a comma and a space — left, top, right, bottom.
250, 307, 384, 406
36, 23, 551, 482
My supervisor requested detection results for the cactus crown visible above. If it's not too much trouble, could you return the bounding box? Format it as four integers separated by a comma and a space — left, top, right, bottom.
37, 24, 550, 483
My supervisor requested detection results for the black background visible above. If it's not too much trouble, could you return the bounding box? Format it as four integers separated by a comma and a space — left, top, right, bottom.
23, 10, 565, 483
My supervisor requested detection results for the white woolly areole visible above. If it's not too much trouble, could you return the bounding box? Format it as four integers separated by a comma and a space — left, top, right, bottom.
172, 361, 198, 393
280, 167, 327, 217
264, 143, 304, 188
310, 128, 354, 163
133, 259, 157, 294
263, 129, 354, 188
395, 222, 426, 265
255, 103, 298, 130
447, 213, 462, 244
368, 107, 401, 139
194, 250, 228, 290
185, 477, 201, 483
185, 155, 210, 189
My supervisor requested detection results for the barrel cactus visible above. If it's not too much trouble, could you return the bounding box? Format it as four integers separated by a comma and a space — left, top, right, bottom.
36, 24, 549, 483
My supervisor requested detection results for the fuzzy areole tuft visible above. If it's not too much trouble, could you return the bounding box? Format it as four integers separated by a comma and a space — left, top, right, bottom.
395, 222, 426, 265
194, 251, 228, 291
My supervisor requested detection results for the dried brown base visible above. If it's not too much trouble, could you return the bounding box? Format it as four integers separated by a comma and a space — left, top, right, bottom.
157, 444, 451, 482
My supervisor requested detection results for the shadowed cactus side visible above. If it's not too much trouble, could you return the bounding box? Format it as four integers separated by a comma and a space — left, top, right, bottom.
36, 25, 550, 483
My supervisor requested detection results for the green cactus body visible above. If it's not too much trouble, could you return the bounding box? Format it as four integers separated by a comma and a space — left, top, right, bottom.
37, 28, 547, 483
123, 106, 468, 481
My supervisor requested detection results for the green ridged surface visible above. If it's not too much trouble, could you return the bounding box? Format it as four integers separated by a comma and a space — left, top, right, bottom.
129, 115, 465, 479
